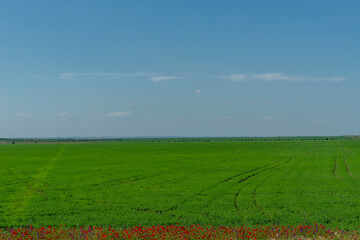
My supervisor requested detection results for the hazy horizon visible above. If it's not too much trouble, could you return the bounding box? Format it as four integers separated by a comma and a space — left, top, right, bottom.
1, 135, 356, 140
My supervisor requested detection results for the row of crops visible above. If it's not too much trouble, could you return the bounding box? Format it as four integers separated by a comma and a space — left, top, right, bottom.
0, 140, 359, 230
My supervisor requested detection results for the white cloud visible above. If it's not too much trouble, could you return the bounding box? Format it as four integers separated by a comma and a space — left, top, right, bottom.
60, 72, 156, 80
107, 111, 133, 118
264, 115, 274, 121
252, 73, 301, 81
58, 112, 74, 118
328, 76, 346, 82
195, 89, 202, 94
224, 73, 345, 82
150, 76, 179, 82
308, 76, 345, 82
15, 112, 32, 117
227, 74, 247, 82
59, 72, 182, 83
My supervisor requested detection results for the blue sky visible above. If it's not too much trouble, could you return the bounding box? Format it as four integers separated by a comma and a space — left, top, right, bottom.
0, 0, 359, 137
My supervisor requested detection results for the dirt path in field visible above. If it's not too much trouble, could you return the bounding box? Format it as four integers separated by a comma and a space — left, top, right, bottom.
4, 146, 65, 223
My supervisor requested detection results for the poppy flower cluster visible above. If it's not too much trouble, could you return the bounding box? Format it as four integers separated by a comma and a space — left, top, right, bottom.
0, 223, 358, 239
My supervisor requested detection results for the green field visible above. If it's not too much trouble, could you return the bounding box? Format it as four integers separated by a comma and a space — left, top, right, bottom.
1, 140, 360, 229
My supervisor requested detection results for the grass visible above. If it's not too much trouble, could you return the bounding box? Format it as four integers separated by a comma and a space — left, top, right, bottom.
0, 140, 360, 230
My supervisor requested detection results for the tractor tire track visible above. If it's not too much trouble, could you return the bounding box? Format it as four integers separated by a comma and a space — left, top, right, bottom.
156, 143, 297, 215
234, 157, 293, 215
223, 158, 284, 183
252, 178, 269, 218
340, 144, 358, 180
332, 155, 339, 179
159, 157, 291, 214
91, 173, 166, 190
0, 180, 24, 187
343, 156, 357, 179
5, 168, 45, 195
202, 145, 295, 193
8, 167, 66, 193
251, 157, 295, 219
4, 146, 65, 222
204, 157, 285, 194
